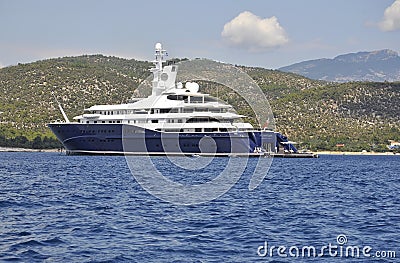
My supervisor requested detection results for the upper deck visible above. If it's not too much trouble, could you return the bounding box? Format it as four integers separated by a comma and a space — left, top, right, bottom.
63, 43, 255, 132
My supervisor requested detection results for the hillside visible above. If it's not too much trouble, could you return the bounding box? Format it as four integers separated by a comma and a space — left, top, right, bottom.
279, 49, 400, 82
0, 55, 150, 145
243, 68, 400, 151
0, 55, 399, 151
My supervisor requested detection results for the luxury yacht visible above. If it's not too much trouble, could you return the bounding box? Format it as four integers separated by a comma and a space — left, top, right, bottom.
48, 43, 297, 155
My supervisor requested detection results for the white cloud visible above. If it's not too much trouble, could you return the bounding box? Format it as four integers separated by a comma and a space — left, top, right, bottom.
221, 11, 289, 51
379, 0, 400, 31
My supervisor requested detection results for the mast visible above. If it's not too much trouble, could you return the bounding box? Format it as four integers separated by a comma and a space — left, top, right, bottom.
150, 43, 168, 95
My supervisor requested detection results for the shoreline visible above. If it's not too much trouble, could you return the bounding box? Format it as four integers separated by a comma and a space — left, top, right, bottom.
0, 147, 62, 153
315, 151, 397, 156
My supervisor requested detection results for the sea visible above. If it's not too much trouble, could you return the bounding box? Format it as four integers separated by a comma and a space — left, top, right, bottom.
0, 152, 399, 262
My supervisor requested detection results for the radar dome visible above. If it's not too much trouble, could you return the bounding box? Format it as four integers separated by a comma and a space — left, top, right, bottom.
185, 82, 199, 93
155, 43, 162, 50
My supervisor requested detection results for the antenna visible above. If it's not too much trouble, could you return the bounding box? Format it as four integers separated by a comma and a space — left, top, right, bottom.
51, 91, 70, 123
150, 43, 168, 95
153, 42, 167, 74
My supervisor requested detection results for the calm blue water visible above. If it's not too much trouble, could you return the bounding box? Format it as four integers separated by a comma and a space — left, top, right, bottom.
0, 152, 399, 262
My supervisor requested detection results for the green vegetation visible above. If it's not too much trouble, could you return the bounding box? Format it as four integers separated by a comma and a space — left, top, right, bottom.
0, 134, 61, 149
245, 67, 400, 152
0, 55, 399, 151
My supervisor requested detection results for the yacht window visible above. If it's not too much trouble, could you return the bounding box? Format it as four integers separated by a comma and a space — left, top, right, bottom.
204, 97, 219, 102
190, 96, 203, 103
160, 108, 172, 114
167, 95, 187, 101
152, 120, 158, 123
186, 117, 219, 123
165, 129, 180, 132
195, 128, 202, 132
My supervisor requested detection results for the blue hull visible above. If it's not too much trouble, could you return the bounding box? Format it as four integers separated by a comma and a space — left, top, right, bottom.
48, 123, 279, 155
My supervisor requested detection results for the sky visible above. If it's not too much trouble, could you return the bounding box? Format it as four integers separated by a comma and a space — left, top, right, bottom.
1, 0, 400, 69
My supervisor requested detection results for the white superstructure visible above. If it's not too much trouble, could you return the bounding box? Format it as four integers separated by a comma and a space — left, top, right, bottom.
73, 43, 254, 133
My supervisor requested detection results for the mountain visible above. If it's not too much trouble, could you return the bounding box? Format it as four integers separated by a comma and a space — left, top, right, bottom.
279, 49, 400, 82
0, 55, 399, 151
